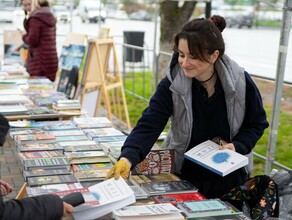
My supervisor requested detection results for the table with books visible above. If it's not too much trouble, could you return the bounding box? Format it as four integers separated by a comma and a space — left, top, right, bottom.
11, 116, 249, 220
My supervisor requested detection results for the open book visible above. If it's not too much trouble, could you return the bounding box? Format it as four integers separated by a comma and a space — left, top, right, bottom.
184, 140, 248, 176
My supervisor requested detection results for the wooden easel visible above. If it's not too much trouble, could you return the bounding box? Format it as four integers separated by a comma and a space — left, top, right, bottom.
78, 38, 131, 130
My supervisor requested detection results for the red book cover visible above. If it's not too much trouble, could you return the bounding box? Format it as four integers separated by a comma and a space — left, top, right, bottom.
152, 192, 206, 205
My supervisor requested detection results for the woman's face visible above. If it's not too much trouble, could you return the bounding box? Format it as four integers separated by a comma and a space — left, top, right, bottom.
178, 38, 217, 80
23, 0, 31, 13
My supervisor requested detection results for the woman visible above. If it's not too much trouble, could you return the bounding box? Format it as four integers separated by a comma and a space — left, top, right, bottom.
107, 15, 269, 199
22, 0, 58, 81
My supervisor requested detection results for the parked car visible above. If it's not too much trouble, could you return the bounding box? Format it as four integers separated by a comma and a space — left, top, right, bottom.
129, 10, 152, 21
0, 7, 14, 23
52, 5, 71, 23
226, 15, 254, 28
78, 0, 106, 23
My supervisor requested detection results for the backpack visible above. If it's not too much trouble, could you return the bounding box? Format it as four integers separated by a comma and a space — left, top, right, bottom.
221, 175, 279, 219
270, 169, 292, 219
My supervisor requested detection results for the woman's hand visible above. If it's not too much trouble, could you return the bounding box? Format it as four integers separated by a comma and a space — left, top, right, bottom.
0, 180, 13, 196
62, 202, 74, 217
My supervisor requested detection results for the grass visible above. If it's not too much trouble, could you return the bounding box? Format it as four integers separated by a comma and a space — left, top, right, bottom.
122, 72, 292, 176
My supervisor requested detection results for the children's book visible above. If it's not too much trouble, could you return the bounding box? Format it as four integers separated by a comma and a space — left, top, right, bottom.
184, 140, 248, 177
27, 174, 78, 186
136, 147, 175, 175
176, 199, 243, 218
140, 180, 199, 196
152, 192, 206, 205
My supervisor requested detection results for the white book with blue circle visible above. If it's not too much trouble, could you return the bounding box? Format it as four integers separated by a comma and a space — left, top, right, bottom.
184, 140, 248, 177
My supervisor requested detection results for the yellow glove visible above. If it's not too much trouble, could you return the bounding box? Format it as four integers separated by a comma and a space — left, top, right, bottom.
106, 157, 131, 180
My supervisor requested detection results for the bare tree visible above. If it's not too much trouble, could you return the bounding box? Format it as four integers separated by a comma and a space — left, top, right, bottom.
158, 1, 197, 79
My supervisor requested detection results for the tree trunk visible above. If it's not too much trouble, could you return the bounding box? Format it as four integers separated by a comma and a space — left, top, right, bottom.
158, 1, 197, 80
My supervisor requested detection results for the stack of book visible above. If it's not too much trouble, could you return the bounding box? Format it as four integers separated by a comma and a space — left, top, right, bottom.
83, 127, 127, 143
73, 116, 113, 129
52, 99, 82, 115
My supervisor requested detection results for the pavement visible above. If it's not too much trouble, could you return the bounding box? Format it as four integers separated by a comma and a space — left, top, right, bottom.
0, 108, 129, 202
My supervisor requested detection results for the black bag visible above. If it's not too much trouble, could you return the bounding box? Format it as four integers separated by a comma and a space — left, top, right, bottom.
221, 175, 279, 219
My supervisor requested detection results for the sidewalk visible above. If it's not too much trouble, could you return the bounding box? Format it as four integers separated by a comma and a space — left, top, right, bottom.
0, 108, 130, 202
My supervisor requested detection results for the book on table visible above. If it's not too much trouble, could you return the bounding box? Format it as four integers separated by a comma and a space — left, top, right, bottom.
73, 169, 111, 182
64, 151, 110, 164
23, 157, 70, 171
66, 177, 136, 220
184, 140, 248, 177
27, 174, 78, 187
176, 198, 243, 218
14, 133, 56, 144
23, 168, 71, 181
135, 147, 175, 175
18, 150, 64, 164
73, 116, 113, 129
26, 182, 84, 197
130, 173, 181, 185
17, 143, 64, 153
152, 192, 206, 205
140, 180, 199, 196
113, 203, 185, 220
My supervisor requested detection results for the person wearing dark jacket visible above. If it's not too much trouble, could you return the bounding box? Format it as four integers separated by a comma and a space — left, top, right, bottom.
22, 0, 58, 82
0, 114, 73, 220
106, 15, 269, 199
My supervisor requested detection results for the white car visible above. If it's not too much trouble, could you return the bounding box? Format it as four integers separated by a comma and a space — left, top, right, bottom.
52, 5, 71, 23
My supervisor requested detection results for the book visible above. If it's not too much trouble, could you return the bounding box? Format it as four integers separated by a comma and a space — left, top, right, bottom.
47, 129, 85, 137
26, 182, 84, 197
23, 168, 71, 181
130, 173, 181, 185
18, 150, 64, 164
152, 192, 206, 205
27, 174, 78, 186
129, 185, 149, 200
136, 148, 175, 175
93, 135, 127, 143
73, 116, 112, 129
184, 140, 249, 177
10, 128, 44, 138
73, 169, 111, 182
176, 199, 243, 218
99, 141, 124, 153
23, 157, 70, 171
113, 203, 185, 220
55, 135, 89, 142
84, 127, 125, 139
17, 143, 64, 153
14, 133, 56, 144
140, 180, 199, 196
63, 143, 103, 152
72, 162, 113, 171
64, 151, 110, 164
71, 177, 136, 220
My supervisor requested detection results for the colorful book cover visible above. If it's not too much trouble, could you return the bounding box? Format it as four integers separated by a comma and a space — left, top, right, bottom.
74, 169, 111, 181
130, 173, 181, 185
136, 148, 175, 175
18, 150, 64, 161
72, 163, 113, 171
15, 133, 56, 144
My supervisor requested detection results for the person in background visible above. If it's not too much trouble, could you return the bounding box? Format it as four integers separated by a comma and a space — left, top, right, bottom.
22, 0, 58, 81
0, 114, 73, 220
106, 15, 269, 199
21, 0, 31, 27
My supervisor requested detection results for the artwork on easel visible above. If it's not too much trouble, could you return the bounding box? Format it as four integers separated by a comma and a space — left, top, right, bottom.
56, 66, 79, 99
58, 44, 86, 70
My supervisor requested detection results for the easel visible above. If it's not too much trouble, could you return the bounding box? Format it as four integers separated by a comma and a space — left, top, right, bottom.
78, 38, 131, 130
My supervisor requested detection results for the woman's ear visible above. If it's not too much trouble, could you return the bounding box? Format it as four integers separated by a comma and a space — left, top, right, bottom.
211, 50, 220, 64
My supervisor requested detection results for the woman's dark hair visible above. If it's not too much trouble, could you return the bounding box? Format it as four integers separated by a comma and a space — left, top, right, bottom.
173, 15, 226, 63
